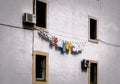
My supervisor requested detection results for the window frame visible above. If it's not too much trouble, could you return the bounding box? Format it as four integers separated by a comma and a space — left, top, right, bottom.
32, 51, 49, 84
33, 0, 48, 30
88, 15, 99, 43
88, 60, 98, 84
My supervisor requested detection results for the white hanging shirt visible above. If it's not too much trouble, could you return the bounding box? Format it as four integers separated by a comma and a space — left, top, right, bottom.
57, 40, 63, 48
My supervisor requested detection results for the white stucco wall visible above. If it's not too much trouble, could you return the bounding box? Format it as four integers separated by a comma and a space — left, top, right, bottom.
0, 0, 33, 84
0, 0, 120, 84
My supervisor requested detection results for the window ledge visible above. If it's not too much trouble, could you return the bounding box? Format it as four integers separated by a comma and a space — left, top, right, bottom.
36, 79, 47, 82
34, 25, 47, 31
88, 39, 99, 44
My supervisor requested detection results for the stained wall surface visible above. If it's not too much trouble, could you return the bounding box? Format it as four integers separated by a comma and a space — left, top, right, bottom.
0, 0, 120, 84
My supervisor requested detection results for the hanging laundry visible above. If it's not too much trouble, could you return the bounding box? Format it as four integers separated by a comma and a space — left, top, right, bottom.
61, 41, 66, 53
44, 32, 50, 40
72, 46, 76, 52
66, 41, 71, 51
47, 34, 53, 41
39, 30, 44, 35
56, 40, 63, 48
54, 37, 58, 43
49, 36, 55, 47
71, 42, 77, 52
79, 43, 83, 52
38, 29, 85, 54
38, 30, 44, 38
71, 42, 82, 54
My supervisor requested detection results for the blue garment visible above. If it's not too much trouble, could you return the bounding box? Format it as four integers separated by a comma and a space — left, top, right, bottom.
61, 41, 66, 52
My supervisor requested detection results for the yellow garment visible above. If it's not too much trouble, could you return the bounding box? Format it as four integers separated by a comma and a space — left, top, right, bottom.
66, 41, 71, 51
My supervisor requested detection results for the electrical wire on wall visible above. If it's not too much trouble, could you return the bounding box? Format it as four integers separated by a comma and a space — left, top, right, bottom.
0, 23, 35, 53
0, 23, 33, 29
0, 23, 120, 47
0, 23, 23, 29
32, 27, 34, 52
98, 39, 120, 47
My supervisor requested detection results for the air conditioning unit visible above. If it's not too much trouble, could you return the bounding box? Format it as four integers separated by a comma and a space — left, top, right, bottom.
81, 59, 90, 68
23, 13, 36, 24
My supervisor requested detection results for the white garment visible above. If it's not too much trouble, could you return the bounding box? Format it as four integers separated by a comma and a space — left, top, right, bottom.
78, 44, 83, 52
71, 42, 83, 52
57, 40, 63, 48
71, 42, 77, 52
46, 34, 53, 41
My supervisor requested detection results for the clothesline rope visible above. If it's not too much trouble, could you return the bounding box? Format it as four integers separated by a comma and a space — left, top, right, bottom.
0, 23, 120, 47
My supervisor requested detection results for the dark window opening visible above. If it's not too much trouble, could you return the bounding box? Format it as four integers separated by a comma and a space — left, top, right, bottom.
36, 0, 47, 28
90, 63, 97, 84
90, 18, 97, 40
36, 55, 46, 80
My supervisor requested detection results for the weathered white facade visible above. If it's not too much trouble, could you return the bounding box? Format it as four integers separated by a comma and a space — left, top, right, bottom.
0, 0, 120, 84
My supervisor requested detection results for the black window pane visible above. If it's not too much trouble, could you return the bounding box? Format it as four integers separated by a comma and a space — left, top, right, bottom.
90, 64, 94, 82
36, 0, 46, 28
36, 55, 46, 80
90, 18, 97, 40
90, 63, 97, 83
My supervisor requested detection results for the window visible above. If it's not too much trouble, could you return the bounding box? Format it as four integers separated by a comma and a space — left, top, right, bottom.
34, 0, 47, 29
88, 61, 98, 84
90, 63, 97, 84
36, 55, 46, 80
32, 51, 48, 84
88, 16, 98, 43
90, 18, 97, 40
